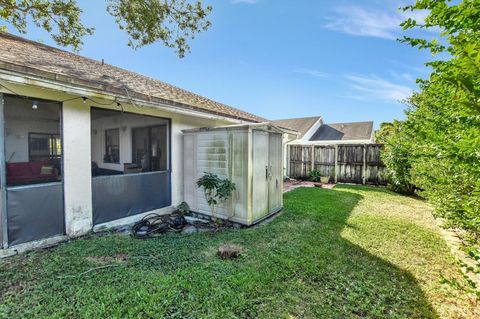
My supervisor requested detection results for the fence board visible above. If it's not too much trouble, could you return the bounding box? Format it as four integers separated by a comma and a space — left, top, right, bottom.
288, 144, 386, 185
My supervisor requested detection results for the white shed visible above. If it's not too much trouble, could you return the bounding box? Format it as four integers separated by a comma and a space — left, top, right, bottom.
183, 123, 287, 225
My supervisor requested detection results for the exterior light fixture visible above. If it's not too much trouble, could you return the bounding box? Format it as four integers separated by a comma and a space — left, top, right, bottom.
32, 101, 38, 110
82, 96, 87, 104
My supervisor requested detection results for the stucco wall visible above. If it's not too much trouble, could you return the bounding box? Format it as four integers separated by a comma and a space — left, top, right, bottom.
63, 100, 93, 236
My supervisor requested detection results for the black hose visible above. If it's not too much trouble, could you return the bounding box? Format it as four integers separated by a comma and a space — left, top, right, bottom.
131, 213, 186, 239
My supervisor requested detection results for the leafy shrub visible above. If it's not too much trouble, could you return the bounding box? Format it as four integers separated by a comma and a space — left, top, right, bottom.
382, 0, 480, 241
308, 170, 322, 182
376, 121, 415, 195
197, 172, 236, 221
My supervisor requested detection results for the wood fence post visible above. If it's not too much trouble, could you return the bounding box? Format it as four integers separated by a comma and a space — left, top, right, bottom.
362, 144, 367, 185
311, 145, 315, 172
286, 144, 290, 177
334, 144, 338, 184
0, 93, 7, 249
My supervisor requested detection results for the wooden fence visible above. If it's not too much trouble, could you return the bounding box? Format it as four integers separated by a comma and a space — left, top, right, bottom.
288, 144, 386, 185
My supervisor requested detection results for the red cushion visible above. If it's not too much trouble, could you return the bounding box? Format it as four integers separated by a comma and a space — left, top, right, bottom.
7, 161, 57, 184
7, 162, 34, 177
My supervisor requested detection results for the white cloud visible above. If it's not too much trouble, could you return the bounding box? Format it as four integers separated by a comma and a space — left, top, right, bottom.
294, 68, 328, 78
231, 0, 258, 4
324, 6, 401, 39
391, 71, 416, 83
345, 74, 413, 102
324, 5, 430, 40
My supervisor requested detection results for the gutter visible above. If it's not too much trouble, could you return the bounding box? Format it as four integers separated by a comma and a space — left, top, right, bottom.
0, 65, 260, 124
0, 70, 252, 124
288, 139, 377, 145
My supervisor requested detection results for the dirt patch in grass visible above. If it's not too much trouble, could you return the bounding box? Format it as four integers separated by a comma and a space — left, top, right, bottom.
0, 281, 26, 303
86, 253, 129, 265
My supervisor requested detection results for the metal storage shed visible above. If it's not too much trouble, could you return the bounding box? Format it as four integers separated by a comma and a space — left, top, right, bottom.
183, 123, 288, 225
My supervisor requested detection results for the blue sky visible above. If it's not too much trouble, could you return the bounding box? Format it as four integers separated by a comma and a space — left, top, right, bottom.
5, 0, 436, 127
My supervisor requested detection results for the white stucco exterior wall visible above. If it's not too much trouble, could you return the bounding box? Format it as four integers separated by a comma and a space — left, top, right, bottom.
170, 115, 231, 206
62, 101, 93, 237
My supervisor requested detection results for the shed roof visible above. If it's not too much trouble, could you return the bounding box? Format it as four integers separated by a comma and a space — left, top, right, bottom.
182, 122, 298, 135
0, 32, 265, 123
270, 116, 322, 138
309, 121, 374, 141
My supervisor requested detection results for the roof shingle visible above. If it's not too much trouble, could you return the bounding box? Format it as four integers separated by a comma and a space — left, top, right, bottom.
309, 121, 374, 141
271, 116, 322, 138
0, 32, 265, 123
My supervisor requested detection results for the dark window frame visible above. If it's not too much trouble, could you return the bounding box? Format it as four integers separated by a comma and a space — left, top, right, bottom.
104, 128, 120, 164
28, 132, 62, 162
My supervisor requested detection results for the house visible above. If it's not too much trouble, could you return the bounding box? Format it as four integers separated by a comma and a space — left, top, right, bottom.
272, 117, 374, 145
271, 116, 323, 144
272, 117, 377, 180
0, 33, 291, 254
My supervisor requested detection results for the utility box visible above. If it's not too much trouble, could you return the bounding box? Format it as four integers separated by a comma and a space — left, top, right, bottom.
183, 124, 285, 226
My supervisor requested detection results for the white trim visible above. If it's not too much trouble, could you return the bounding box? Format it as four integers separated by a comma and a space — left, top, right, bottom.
300, 117, 323, 142
182, 122, 298, 136
288, 139, 374, 146
0, 235, 68, 258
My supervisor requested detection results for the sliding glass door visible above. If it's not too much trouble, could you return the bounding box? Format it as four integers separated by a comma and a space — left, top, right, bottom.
132, 125, 168, 172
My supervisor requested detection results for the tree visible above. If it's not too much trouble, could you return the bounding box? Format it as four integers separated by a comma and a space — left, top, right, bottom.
0, 0, 212, 57
381, 0, 480, 240
400, 0, 480, 112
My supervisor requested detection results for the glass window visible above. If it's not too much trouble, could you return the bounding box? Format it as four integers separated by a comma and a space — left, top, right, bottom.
104, 128, 120, 163
29, 133, 61, 161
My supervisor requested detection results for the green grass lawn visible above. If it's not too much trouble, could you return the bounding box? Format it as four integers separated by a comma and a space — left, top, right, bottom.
0, 186, 478, 318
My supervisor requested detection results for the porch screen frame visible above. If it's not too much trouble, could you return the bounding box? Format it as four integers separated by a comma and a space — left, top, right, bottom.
91, 107, 172, 174
91, 107, 172, 225
0, 93, 7, 248
1, 94, 65, 248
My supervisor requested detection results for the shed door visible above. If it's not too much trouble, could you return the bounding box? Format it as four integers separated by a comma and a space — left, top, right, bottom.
252, 130, 269, 220
268, 132, 282, 213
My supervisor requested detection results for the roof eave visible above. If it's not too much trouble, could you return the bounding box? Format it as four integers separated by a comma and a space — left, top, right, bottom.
0, 60, 262, 123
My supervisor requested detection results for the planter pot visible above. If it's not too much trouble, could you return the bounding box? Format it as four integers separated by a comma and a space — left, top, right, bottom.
320, 176, 330, 184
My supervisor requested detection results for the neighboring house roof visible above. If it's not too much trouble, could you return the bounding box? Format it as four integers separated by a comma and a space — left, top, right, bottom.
0, 32, 265, 123
271, 116, 322, 139
309, 121, 374, 141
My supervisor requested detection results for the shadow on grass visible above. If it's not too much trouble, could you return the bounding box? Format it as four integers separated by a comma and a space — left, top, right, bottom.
271, 186, 439, 318
0, 186, 439, 318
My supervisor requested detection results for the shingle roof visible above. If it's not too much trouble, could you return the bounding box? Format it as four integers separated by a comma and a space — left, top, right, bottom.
271, 116, 322, 138
309, 121, 374, 141
0, 32, 265, 123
